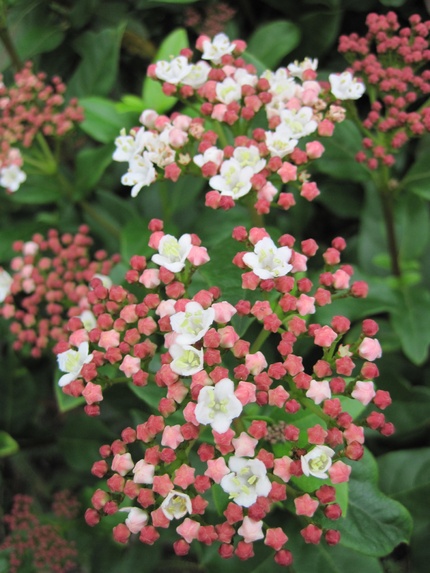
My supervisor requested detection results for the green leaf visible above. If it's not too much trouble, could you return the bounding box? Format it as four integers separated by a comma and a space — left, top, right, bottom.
398, 193, 429, 260
296, 6, 342, 58
0, 431, 19, 457
121, 219, 152, 261
55, 381, 86, 413
391, 286, 430, 364
402, 146, 430, 200
0, 0, 64, 69
315, 120, 368, 182
247, 21, 301, 68
68, 23, 126, 98
337, 449, 412, 556
116, 95, 147, 114
9, 174, 62, 204
79, 97, 136, 143
142, 28, 189, 113
378, 448, 430, 573
75, 145, 115, 194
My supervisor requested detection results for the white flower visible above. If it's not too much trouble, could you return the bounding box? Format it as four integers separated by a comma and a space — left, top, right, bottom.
234, 68, 258, 87
195, 378, 243, 433
0, 164, 26, 192
170, 301, 215, 345
0, 269, 13, 302
287, 57, 318, 79
78, 310, 97, 331
155, 56, 192, 84
112, 127, 145, 162
263, 68, 296, 100
220, 456, 272, 507
265, 129, 298, 158
169, 344, 204, 376
279, 106, 318, 139
209, 159, 254, 199
329, 71, 365, 100
92, 274, 112, 289
120, 507, 149, 534
301, 445, 335, 479
161, 491, 192, 520
193, 146, 224, 168
121, 152, 157, 197
57, 341, 93, 387
182, 60, 211, 88
141, 131, 176, 167
233, 146, 266, 174
133, 460, 155, 484
201, 33, 235, 64
216, 77, 242, 104
243, 237, 293, 279
152, 233, 192, 273
306, 379, 332, 405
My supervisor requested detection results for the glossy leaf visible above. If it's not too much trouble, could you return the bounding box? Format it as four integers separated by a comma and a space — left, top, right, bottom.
75, 145, 115, 194
247, 21, 301, 68
79, 97, 135, 143
0, 431, 19, 457
402, 145, 430, 200
337, 449, 412, 556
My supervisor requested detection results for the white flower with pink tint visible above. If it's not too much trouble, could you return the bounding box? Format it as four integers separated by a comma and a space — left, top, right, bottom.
306, 379, 331, 405
243, 236, 293, 279
78, 310, 97, 331
170, 301, 215, 344
0, 164, 26, 192
169, 344, 204, 376
133, 460, 155, 484
351, 380, 376, 405
212, 301, 237, 323
358, 338, 382, 361
152, 233, 192, 273
0, 269, 12, 302
220, 456, 271, 507
155, 56, 192, 84
201, 33, 235, 64
216, 77, 242, 104
209, 159, 254, 199
238, 517, 264, 543
232, 432, 258, 457
329, 71, 365, 100
119, 355, 141, 378
57, 341, 93, 387
161, 425, 185, 449
111, 453, 134, 476
287, 57, 318, 79
265, 129, 298, 158
161, 491, 192, 520
279, 106, 318, 139
123, 507, 148, 534
121, 152, 156, 197
193, 146, 224, 169
195, 378, 243, 433
301, 445, 335, 479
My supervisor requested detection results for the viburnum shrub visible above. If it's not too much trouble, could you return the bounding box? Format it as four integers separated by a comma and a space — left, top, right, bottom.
0, 23, 404, 571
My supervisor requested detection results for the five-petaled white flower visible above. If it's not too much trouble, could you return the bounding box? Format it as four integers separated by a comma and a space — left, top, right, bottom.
57, 341, 93, 387
182, 61, 211, 89
243, 237, 293, 279
112, 127, 145, 162
78, 310, 97, 331
170, 301, 215, 345
220, 456, 272, 507
152, 233, 192, 273
279, 106, 318, 139
215, 77, 242, 104
209, 159, 254, 199
121, 152, 157, 197
0, 164, 26, 192
155, 56, 192, 84
329, 71, 365, 100
201, 33, 235, 64
161, 491, 192, 520
0, 269, 13, 302
195, 378, 243, 433
301, 445, 335, 479
169, 344, 204, 376
287, 57, 318, 79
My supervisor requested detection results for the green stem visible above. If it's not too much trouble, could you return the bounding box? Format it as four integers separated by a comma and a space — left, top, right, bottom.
80, 201, 121, 240
0, 3, 23, 71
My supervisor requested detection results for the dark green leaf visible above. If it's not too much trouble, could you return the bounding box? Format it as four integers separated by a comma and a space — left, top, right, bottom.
0, 431, 19, 457
379, 0, 407, 5
296, 7, 341, 58
121, 218, 152, 261
337, 449, 412, 556
79, 97, 136, 143
398, 193, 429, 260
391, 286, 430, 364
142, 28, 189, 113
68, 23, 126, 98
9, 174, 62, 204
75, 145, 115, 194
402, 147, 430, 200
247, 21, 301, 68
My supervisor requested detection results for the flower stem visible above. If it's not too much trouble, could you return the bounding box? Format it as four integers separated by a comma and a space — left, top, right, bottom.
378, 184, 401, 277
0, 2, 23, 71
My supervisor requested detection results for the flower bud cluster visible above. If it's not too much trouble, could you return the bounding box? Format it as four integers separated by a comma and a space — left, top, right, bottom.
338, 12, 430, 169
80, 220, 392, 565
0, 226, 119, 358
114, 33, 363, 213
184, 2, 236, 37
0, 62, 84, 192
0, 494, 79, 573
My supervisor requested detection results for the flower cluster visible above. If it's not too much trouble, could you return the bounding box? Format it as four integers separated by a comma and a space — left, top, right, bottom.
338, 12, 430, 169
184, 2, 236, 37
113, 33, 363, 213
0, 226, 119, 358
78, 220, 392, 565
0, 62, 84, 193
0, 494, 79, 573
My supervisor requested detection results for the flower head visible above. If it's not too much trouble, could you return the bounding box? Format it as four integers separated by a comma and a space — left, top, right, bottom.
243, 237, 293, 279
160, 491, 192, 520
301, 445, 335, 479
170, 301, 215, 345
57, 341, 93, 387
195, 378, 243, 433
220, 456, 272, 507
152, 234, 192, 273
329, 71, 365, 100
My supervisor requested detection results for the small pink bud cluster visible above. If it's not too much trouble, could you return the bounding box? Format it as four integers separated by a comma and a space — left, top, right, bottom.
0, 226, 119, 357
114, 33, 358, 213
0, 62, 84, 168
184, 2, 236, 37
82, 221, 392, 565
339, 12, 430, 169
0, 494, 79, 573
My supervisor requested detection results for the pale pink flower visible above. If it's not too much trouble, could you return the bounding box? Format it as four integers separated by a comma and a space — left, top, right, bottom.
133, 460, 155, 484
235, 381, 257, 405
173, 464, 195, 489
187, 245, 210, 266
294, 494, 319, 517
212, 301, 237, 323
351, 380, 376, 405
161, 425, 184, 449
98, 329, 120, 350
273, 456, 293, 483
122, 507, 148, 534
238, 517, 264, 543
139, 269, 161, 288
245, 351, 268, 375
232, 432, 258, 457
358, 338, 382, 361
314, 325, 338, 347
306, 379, 331, 405
296, 294, 316, 316
329, 460, 352, 483
82, 382, 103, 405
111, 453, 134, 476
119, 355, 141, 378
204, 458, 230, 483
176, 518, 201, 543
